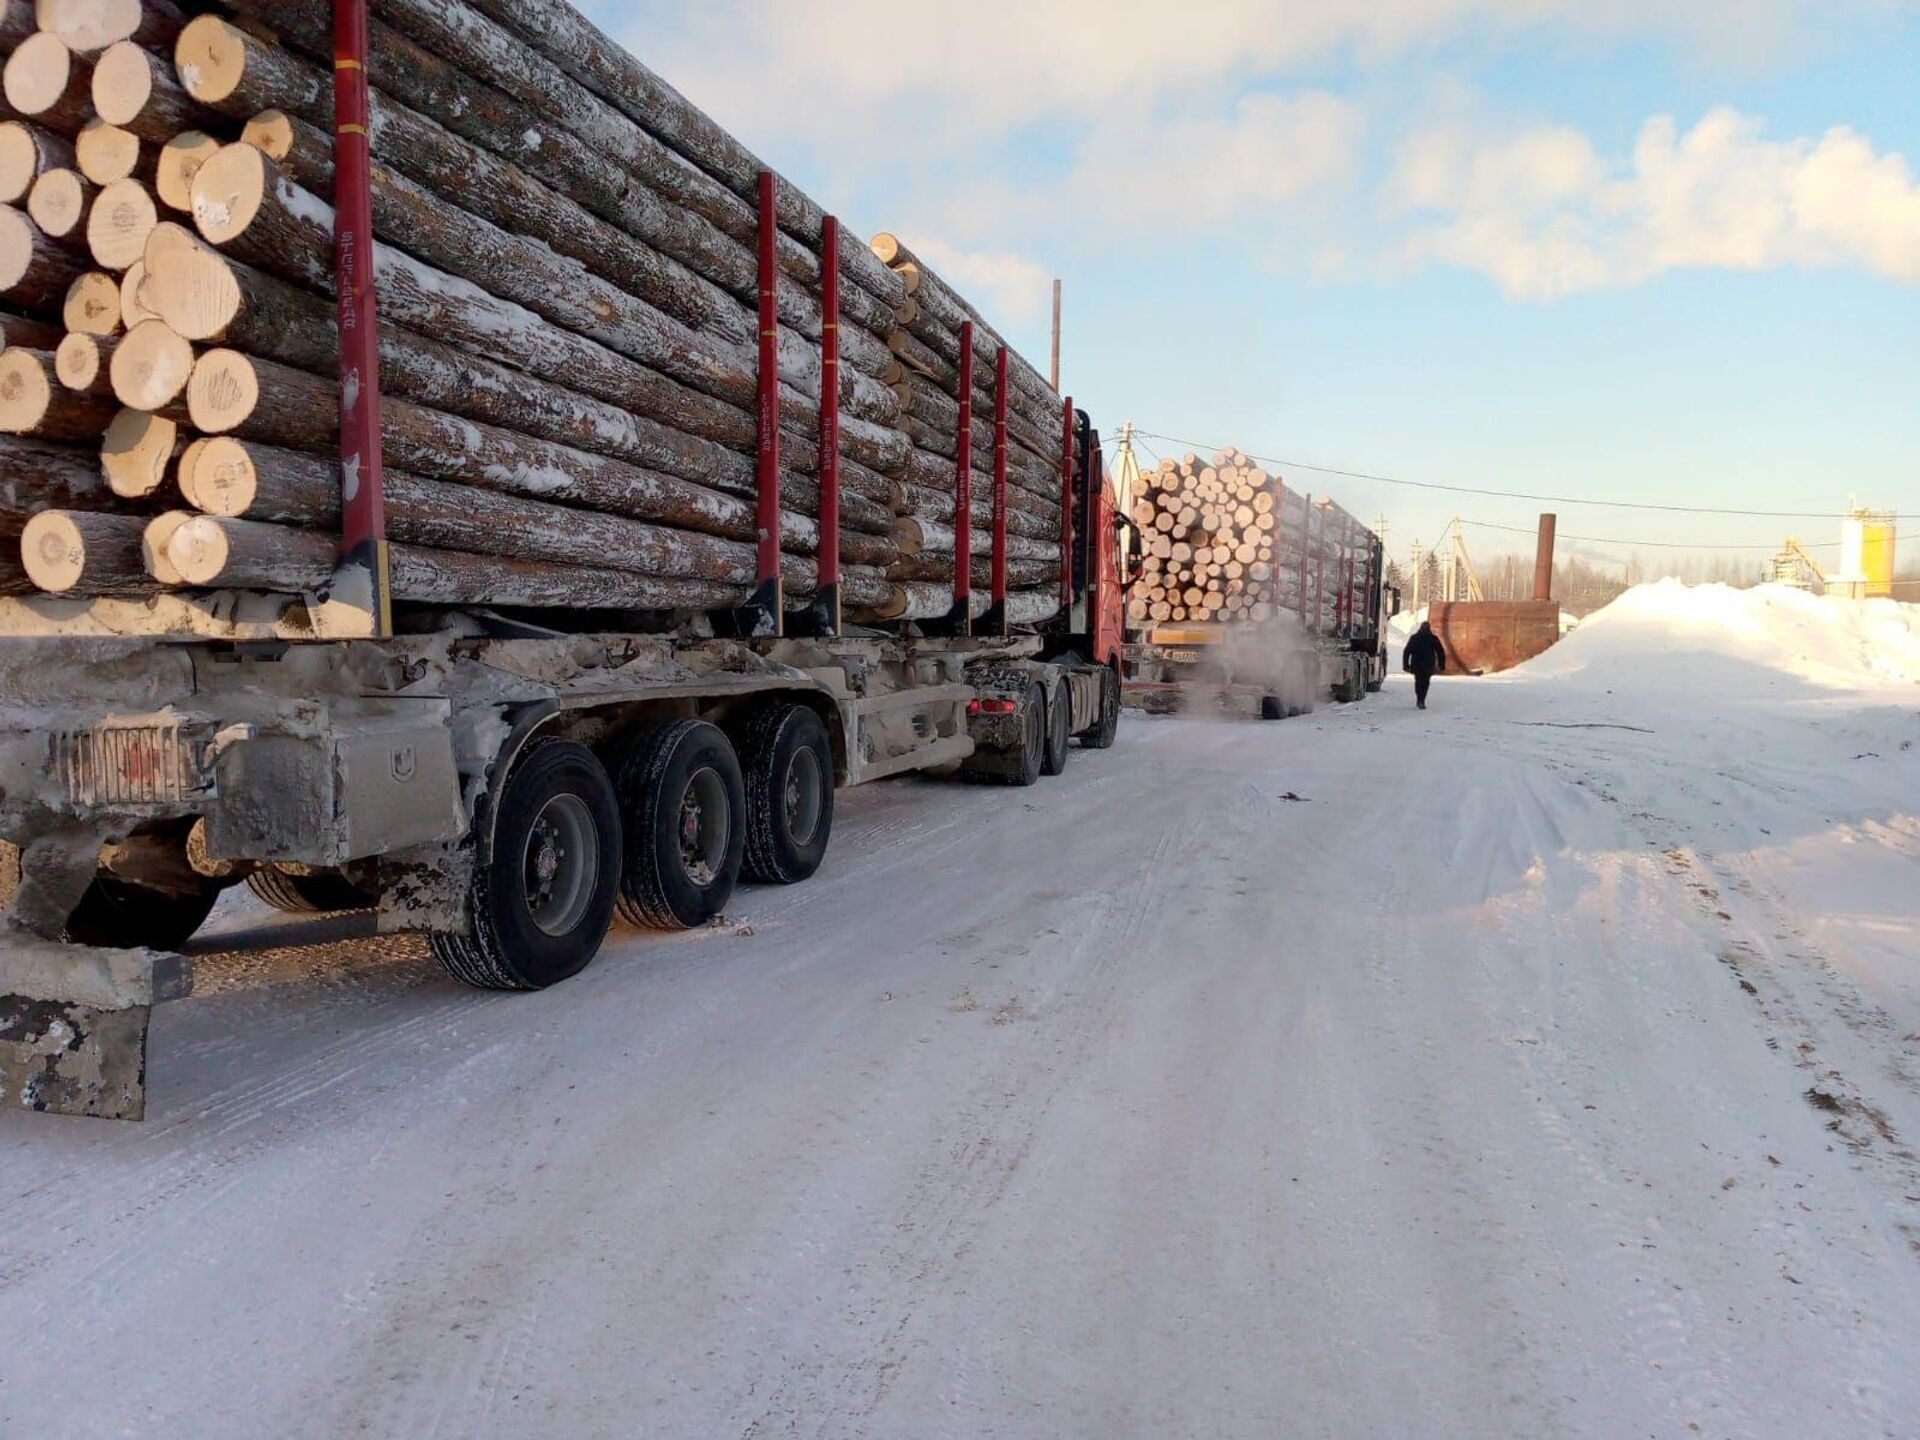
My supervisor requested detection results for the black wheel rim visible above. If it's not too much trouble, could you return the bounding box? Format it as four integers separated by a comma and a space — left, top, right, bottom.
783, 745, 825, 846
523, 793, 599, 937
677, 765, 731, 887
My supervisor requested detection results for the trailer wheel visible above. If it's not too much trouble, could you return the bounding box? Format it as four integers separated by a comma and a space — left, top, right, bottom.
64, 874, 220, 951
1260, 696, 1285, 722
431, 740, 622, 991
1003, 684, 1045, 787
614, 719, 745, 929
1080, 669, 1120, 749
1040, 681, 1071, 776
245, 867, 377, 914
740, 703, 834, 885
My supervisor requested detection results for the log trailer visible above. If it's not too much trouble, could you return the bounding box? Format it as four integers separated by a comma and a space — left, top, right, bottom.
0, 9, 1129, 1121
1125, 472, 1391, 718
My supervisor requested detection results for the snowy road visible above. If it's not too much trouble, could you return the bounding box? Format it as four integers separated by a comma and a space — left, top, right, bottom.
5, 641, 1920, 1436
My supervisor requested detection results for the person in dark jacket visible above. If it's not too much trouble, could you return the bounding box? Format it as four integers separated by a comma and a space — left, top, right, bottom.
1402, 621, 1447, 709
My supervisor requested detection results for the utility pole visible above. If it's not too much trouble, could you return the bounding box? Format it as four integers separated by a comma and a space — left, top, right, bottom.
1050, 278, 1062, 390
1409, 540, 1423, 616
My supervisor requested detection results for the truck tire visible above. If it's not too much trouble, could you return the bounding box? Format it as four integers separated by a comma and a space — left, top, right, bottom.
1000, 684, 1045, 787
1040, 680, 1071, 777
430, 739, 623, 991
739, 703, 834, 885
245, 867, 377, 915
1080, 668, 1121, 749
64, 874, 220, 951
614, 719, 745, 929
1260, 696, 1285, 722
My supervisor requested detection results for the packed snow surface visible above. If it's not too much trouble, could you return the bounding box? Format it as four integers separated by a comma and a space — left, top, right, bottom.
3, 584, 1917, 1438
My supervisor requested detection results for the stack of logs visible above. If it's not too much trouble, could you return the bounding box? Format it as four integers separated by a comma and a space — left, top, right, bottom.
0, 0, 1066, 628
1129, 448, 1284, 625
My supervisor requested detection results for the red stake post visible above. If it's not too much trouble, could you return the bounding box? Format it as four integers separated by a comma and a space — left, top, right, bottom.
804, 214, 841, 636
985, 347, 1009, 635
733, 169, 782, 636
331, 0, 388, 633
1058, 394, 1075, 614
942, 321, 974, 634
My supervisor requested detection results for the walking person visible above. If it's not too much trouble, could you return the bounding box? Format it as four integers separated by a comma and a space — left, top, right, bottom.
1403, 620, 1447, 710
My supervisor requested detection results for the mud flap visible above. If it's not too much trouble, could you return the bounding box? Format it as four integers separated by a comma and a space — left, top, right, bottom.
0, 938, 191, 1121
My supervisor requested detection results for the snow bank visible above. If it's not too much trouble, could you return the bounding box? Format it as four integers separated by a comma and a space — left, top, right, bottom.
1519, 580, 1920, 692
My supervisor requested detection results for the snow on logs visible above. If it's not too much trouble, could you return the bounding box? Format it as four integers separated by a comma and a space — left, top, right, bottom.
0, 0, 1066, 628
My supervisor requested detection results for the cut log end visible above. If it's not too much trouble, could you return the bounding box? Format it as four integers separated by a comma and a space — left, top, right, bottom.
61, 268, 120, 334
2, 32, 73, 117
86, 176, 157, 271
139, 224, 238, 339
32, 0, 141, 55
154, 131, 218, 212
186, 140, 267, 246
185, 345, 256, 433
25, 166, 87, 238
108, 316, 192, 409
0, 205, 33, 291
0, 345, 51, 432
118, 256, 155, 325
172, 15, 249, 108
0, 122, 43, 205
89, 39, 153, 127
101, 405, 177, 497
239, 109, 292, 164
52, 329, 103, 389
74, 118, 139, 186
175, 433, 255, 516
141, 508, 192, 585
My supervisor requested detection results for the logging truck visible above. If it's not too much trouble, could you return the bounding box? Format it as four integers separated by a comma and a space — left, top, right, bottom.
0, 409, 1128, 1120
1121, 444, 1391, 717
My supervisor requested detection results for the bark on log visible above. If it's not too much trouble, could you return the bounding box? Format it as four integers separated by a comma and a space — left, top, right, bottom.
887, 554, 1058, 588
0, 119, 74, 204
0, 344, 113, 435
888, 516, 1054, 563
896, 480, 1058, 539
19, 506, 146, 591
456, 0, 907, 314
252, 103, 900, 388
0, 305, 61, 347
205, 3, 902, 344
863, 582, 1058, 625
140, 241, 899, 517
182, 151, 907, 471
0, 431, 129, 527
190, 358, 898, 578
0, 203, 88, 310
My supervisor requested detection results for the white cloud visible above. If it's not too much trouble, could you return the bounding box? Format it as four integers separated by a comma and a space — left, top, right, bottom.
1391, 108, 1920, 297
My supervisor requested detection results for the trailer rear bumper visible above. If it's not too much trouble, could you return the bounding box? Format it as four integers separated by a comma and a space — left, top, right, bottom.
1, 931, 190, 1121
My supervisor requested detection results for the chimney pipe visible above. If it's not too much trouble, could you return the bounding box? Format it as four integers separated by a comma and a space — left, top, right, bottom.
1533, 514, 1556, 601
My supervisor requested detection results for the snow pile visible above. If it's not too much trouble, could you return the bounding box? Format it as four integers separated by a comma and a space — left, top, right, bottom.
1519, 580, 1920, 693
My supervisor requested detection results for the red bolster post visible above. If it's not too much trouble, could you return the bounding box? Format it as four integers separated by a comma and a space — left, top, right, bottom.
987, 347, 1009, 635
943, 321, 973, 634
331, 0, 388, 633
734, 168, 782, 636
1059, 394, 1075, 614
804, 213, 840, 636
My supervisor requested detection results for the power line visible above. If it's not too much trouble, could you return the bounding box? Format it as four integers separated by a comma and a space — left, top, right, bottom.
1126, 429, 1903, 521
1455, 519, 1841, 552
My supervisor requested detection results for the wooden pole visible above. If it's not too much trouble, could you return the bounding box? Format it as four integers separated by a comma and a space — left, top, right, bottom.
1049, 277, 1060, 391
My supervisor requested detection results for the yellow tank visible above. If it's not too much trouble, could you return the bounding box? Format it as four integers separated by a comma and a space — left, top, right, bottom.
1860, 514, 1897, 598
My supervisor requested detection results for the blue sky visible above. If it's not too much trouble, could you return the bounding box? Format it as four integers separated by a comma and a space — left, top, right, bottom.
602, 1, 1919, 573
